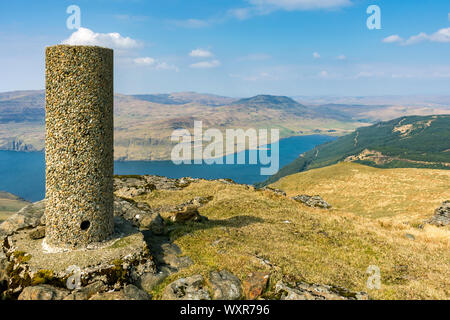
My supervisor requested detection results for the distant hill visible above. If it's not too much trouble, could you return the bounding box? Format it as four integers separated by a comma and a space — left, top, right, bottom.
132, 92, 237, 106
0, 90, 362, 160
258, 115, 450, 186
232, 95, 311, 115
0, 90, 45, 123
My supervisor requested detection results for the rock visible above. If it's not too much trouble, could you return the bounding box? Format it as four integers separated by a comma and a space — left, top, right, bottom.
210, 270, 242, 300
0, 200, 46, 235
29, 226, 45, 240
259, 187, 286, 197
114, 176, 156, 198
18, 285, 70, 300
292, 195, 332, 209
242, 272, 270, 300
428, 201, 450, 226
0, 250, 7, 289
405, 233, 415, 240
275, 280, 369, 300
138, 270, 170, 292
64, 281, 108, 300
114, 196, 165, 234
162, 254, 194, 270
170, 205, 204, 223
217, 178, 236, 185
162, 275, 211, 300
168, 197, 212, 223
114, 175, 194, 195
89, 285, 151, 300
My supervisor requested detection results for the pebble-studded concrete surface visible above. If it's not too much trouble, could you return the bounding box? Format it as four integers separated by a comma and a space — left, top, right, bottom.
45, 45, 114, 249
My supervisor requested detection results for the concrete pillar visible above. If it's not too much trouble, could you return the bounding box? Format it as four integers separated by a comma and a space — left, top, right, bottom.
44, 45, 114, 250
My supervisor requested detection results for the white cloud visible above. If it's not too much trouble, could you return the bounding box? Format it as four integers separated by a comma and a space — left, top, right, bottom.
248, 0, 352, 11
313, 52, 320, 59
189, 60, 221, 69
169, 18, 210, 28
383, 35, 404, 43
62, 27, 141, 49
228, 0, 352, 20
384, 28, 450, 45
337, 54, 347, 60
427, 27, 450, 43
134, 57, 156, 66
133, 57, 178, 71
190, 49, 214, 58
155, 62, 179, 71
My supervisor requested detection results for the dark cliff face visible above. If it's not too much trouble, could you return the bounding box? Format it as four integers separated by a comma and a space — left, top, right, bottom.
0, 139, 40, 152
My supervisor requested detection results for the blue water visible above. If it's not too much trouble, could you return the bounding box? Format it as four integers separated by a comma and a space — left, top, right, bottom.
0, 135, 335, 202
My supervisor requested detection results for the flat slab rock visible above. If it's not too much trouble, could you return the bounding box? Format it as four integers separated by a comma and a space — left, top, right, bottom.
275, 280, 369, 300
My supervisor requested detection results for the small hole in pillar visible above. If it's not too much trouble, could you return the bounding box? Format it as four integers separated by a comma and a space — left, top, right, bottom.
80, 220, 90, 231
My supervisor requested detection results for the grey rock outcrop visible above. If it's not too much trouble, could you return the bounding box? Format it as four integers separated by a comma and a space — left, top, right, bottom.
18, 284, 70, 300
275, 280, 368, 300
292, 195, 332, 209
89, 284, 151, 300
0, 200, 46, 236
114, 196, 165, 234
428, 201, 450, 226
209, 270, 242, 300
162, 274, 210, 300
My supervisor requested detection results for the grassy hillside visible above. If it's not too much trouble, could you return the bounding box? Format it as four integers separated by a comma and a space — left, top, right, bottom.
0, 191, 30, 222
129, 165, 450, 300
259, 115, 450, 186
271, 162, 450, 221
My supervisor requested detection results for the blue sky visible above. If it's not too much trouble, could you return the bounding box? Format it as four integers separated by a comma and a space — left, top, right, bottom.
0, 0, 449, 96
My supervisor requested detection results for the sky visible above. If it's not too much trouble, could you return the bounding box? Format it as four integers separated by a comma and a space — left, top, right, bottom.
0, 0, 449, 97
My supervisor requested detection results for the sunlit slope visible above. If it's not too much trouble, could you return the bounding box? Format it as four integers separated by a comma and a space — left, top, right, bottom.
130, 171, 449, 300
271, 162, 450, 222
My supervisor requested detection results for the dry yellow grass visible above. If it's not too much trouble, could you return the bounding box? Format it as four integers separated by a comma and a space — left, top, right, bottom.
132, 165, 450, 300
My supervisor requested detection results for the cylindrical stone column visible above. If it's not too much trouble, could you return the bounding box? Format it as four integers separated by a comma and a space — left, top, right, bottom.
45, 45, 114, 250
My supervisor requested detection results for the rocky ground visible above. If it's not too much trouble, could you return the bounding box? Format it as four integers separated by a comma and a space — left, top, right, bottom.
0, 175, 374, 300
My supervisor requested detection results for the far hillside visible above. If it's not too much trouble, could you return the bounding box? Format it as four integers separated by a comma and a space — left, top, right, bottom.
259, 115, 450, 186
0, 191, 30, 222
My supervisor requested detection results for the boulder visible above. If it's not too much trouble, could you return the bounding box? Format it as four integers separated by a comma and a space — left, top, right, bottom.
210, 270, 242, 300
137, 270, 170, 292
114, 196, 165, 234
89, 284, 151, 300
18, 284, 70, 300
428, 201, 450, 226
114, 176, 156, 198
292, 195, 332, 209
168, 197, 212, 223
162, 275, 210, 300
242, 272, 270, 300
259, 187, 286, 197
29, 226, 45, 240
64, 281, 108, 300
0, 199, 46, 235
275, 280, 369, 300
